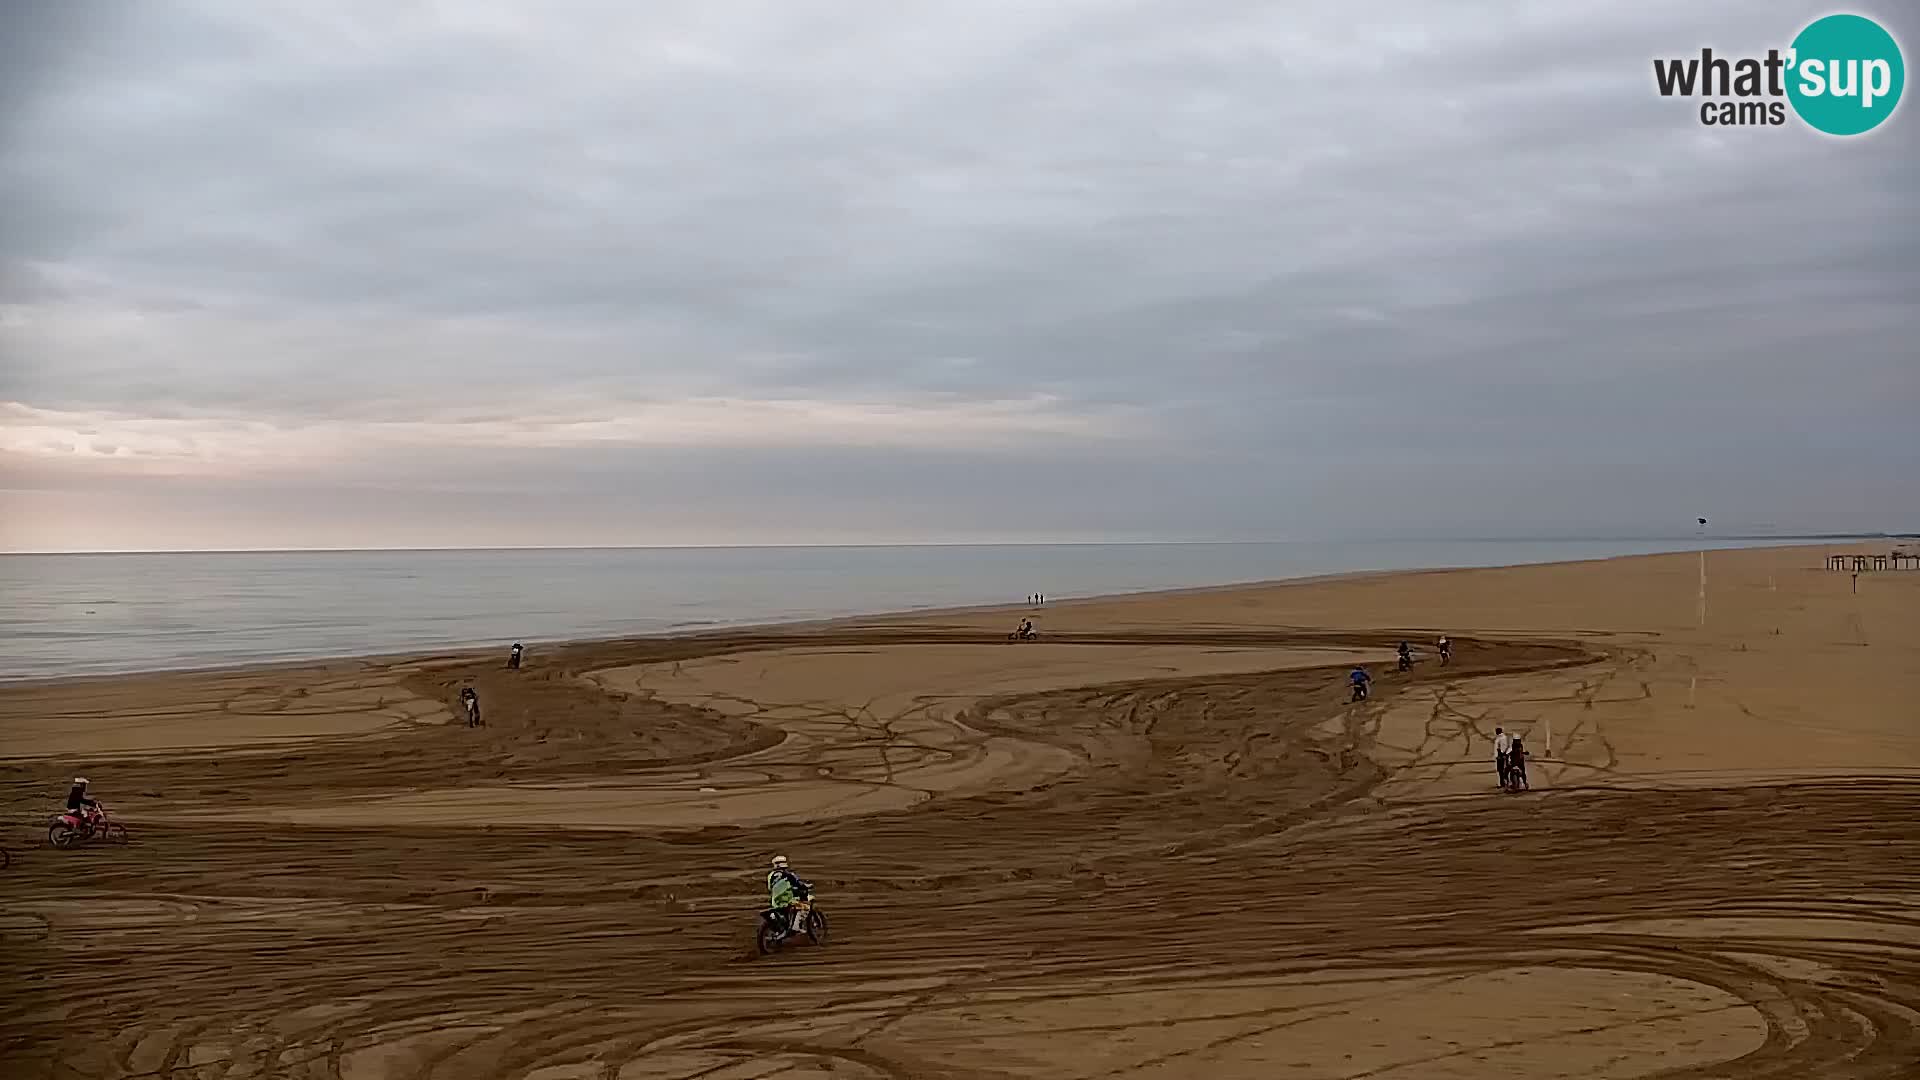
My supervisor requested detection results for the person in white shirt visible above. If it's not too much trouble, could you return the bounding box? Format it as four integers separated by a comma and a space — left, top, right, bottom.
1493, 727, 1512, 788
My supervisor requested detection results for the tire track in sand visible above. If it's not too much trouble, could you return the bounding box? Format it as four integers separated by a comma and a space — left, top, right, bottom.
1, 630, 1916, 1078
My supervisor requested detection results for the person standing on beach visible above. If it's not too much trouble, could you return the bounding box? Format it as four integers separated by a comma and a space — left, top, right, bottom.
1493, 727, 1512, 788
508, 642, 523, 669
460, 687, 482, 728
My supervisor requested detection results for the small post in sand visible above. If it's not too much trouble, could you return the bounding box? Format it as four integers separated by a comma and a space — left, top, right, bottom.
1696, 551, 1707, 627
1543, 717, 1551, 758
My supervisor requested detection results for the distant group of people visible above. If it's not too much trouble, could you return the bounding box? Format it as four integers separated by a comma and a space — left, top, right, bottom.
1348, 635, 1452, 700
456, 642, 526, 728
1026, 594, 1046, 607
1343, 636, 1528, 790
1399, 636, 1453, 669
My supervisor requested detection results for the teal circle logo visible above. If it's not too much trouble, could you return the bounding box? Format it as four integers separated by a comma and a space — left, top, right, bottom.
1786, 14, 1905, 135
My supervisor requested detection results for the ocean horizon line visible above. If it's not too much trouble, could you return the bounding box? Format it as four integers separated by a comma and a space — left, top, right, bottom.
2, 531, 1910, 558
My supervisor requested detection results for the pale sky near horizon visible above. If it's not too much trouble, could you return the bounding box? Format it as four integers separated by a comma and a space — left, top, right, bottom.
3, 1, 1916, 552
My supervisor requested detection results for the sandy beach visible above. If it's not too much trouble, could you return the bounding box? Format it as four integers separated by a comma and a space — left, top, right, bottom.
2, 543, 1917, 1079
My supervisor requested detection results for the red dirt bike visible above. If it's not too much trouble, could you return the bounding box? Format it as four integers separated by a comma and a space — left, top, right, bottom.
48, 804, 128, 850
757, 894, 829, 955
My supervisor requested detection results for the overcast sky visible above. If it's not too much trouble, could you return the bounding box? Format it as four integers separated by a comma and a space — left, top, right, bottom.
2, 1, 1914, 551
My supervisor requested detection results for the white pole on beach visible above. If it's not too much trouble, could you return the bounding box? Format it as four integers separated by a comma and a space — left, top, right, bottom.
1544, 717, 1551, 758
1697, 551, 1708, 627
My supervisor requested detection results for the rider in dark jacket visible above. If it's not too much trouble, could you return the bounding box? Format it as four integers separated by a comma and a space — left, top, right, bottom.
67, 777, 99, 822
1507, 737, 1528, 789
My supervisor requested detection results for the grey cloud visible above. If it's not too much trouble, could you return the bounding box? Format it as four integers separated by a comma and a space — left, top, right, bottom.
2, 0, 1915, 548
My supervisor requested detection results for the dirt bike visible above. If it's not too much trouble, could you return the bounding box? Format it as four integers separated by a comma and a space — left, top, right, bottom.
757, 895, 829, 954
1502, 756, 1530, 792
1397, 654, 1412, 672
1350, 681, 1370, 703
459, 688, 483, 728
48, 804, 128, 850
1007, 629, 1038, 642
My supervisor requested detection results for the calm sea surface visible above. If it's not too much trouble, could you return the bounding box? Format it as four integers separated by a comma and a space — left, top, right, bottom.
0, 539, 1817, 680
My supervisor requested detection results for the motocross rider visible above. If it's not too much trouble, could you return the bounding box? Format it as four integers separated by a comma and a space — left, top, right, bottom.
66, 776, 100, 825
767, 855, 812, 933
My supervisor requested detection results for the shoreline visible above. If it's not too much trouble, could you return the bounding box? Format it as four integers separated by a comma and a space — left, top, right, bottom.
3, 532, 1909, 558
0, 539, 1859, 688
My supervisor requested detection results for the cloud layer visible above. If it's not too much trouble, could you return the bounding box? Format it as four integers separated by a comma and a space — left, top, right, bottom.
3, 1, 1915, 550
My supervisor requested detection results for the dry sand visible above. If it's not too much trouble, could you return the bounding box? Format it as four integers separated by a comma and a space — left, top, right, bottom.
1, 543, 1916, 1078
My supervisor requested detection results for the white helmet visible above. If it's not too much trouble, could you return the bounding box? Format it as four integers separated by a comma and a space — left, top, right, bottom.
74, 776, 89, 785
770, 855, 789, 869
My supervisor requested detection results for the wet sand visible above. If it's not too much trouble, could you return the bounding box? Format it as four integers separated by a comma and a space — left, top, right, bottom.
1, 543, 1916, 1078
